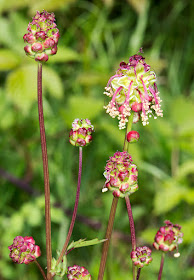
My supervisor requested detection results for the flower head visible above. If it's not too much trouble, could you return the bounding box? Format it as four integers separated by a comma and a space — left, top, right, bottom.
153, 220, 183, 255
104, 49, 163, 129
131, 246, 152, 268
69, 119, 94, 147
102, 151, 138, 197
23, 10, 59, 62
67, 265, 91, 280
8, 236, 41, 264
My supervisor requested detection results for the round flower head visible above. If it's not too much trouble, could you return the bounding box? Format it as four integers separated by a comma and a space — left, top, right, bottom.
104, 49, 163, 129
131, 246, 152, 268
67, 265, 91, 280
69, 119, 94, 147
8, 236, 41, 264
23, 10, 59, 62
102, 151, 138, 198
153, 220, 183, 255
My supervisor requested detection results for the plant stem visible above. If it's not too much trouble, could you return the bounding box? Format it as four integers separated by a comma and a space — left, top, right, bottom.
123, 112, 134, 152
136, 268, 141, 280
37, 63, 52, 280
125, 196, 136, 250
158, 252, 165, 280
56, 147, 83, 265
98, 197, 119, 280
35, 260, 48, 280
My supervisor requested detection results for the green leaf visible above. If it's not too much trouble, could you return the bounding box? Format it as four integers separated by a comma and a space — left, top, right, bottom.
61, 96, 103, 127
67, 238, 106, 251
153, 179, 186, 215
48, 46, 80, 63
50, 255, 67, 277
43, 66, 64, 99
0, 49, 21, 70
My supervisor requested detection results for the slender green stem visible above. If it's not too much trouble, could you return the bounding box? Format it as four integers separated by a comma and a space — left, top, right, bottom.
158, 253, 165, 280
136, 268, 141, 280
98, 197, 119, 280
37, 63, 52, 280
56, 147, 83, 265
35, 260, 47, 280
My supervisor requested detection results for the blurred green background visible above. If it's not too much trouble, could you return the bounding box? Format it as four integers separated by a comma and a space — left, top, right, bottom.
0, 0, 194, 279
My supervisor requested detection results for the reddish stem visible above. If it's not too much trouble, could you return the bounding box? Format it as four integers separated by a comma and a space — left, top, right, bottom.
136, 268, 141, 280
125, 196, 136, 250
56, 147, 83, 265
98, 197, 119, 280
158, 253, 165, 280
37, 63, 52, 280
35, 260, 47, 280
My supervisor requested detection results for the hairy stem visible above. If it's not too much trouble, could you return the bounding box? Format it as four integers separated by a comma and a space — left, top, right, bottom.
136, 268, 141, 280
35, 260, 48, 280
158, 253, 165, 280
37, 63, 52, 280
98, 197, 119, 280
56, 147, 83, 265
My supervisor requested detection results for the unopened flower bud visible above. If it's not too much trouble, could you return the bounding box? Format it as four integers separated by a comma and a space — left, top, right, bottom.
153, 220, 183, 254
23, 10, 59, 62
8, 236, 41, 264
102, 151, 138, 197
67, 265, 91, 280
69, 119, 94, 147
131, 246, 152, 268
127, 131, 140, 143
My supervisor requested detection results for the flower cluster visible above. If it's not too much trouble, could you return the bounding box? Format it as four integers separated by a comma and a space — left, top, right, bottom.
153, 220, 183, 255
67, 265, 91, 280
102, 151, 138, 197
8, 236, 41, 264
23, 10, 59, 62
69, 119, 94, 147
131, 246, 152, 268
104, 49, 163, 129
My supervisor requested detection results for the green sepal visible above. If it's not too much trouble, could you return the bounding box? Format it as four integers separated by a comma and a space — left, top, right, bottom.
50, 255, 67, 277
67, 238, 107, 251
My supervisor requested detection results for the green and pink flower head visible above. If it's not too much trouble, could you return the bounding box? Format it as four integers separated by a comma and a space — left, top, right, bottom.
104, 48, 163, 129
67, 265, 91, 280
69, 118, 94, 147
102, 151, 138, 198
153, 220, 183, 256
8, 236, 41, 264
23, 10, 59, 62
131, 246, 152, 268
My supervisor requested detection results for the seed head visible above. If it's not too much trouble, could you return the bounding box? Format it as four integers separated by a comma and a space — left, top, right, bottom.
131, 246, 152, 268
104, 49, 163, 129
102, 151, 138, 197
23, 10, 59, 62
8, 236, 41, 264
69, 119, 94, 147
67, 265, 91, 280
153, 220, 183, 254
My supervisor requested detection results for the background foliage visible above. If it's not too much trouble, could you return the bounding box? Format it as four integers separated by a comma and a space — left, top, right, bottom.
0, 0, 194, 279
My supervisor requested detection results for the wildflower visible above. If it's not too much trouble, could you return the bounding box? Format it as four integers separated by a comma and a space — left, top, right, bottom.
69, 119, 94, 147
67, 265, 91, 280
102, 151, 138, 198
8, 236, 41, 264
23, 10, 59, 62
127, 130, 140, 143
104, 49, 163, 129
131, 246, 152, 268
153, 220, 183, 255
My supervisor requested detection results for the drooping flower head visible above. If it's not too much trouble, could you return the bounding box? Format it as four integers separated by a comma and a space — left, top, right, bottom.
69, 119, 94, 147
153, 220, 183, 256
102, 151, 138, 197
67, 265, 91, 280
8, 236, 41, 264
104, 49, 163, 129
23, 10, 60, 62
131, 246, 152, 268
